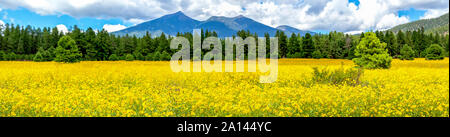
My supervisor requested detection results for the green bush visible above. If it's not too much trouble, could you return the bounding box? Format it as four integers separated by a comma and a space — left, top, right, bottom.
353, 32, 392, 69
108, 54, 120, 61
311, 66, 364, 86
425, 44, 445, 60
134, 52, 145, 60
399, 44, 414, 60
145, 53, 154, 61
287, 52, 302, 58
125, 54, 135, 61
312, 50, 322, 59
7, 52, 16, 61
0, 51, 5, 61
160, 51, 171, 61
54, 36, 82, 63
153, 51, 161, 61
33, 52, 44, 62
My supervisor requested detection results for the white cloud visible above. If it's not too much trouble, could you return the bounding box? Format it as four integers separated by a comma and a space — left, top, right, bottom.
420, 8, 449, 19
0, 0, 448, 33
126, 18, 146, 25
103, 24, 126, 32
376, 13, 409, 31
0, 20, 4, 26
56, 24, 69, 34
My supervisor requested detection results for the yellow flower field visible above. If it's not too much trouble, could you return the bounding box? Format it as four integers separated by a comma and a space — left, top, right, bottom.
0, 58, 448, 117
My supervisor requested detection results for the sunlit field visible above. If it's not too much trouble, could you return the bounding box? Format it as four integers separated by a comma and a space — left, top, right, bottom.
0, 58, 448, 117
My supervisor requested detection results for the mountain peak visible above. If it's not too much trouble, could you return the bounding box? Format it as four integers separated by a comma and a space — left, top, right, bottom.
234, 15, 245, 18
169, 11, 187, 17
174, 11, 185, 15
114, 12, 315, 37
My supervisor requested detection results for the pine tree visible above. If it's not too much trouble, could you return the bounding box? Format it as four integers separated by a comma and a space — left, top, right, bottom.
54, 36, 82, 63
302, 33, 314, 58
353, 32, 392, 69
399, 44, 414, 60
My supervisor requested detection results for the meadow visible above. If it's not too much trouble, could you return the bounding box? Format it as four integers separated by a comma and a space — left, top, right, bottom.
0, 58, 448, 117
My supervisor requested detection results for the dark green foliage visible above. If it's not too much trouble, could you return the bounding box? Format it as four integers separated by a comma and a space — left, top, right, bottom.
353, 32, 392, 69
275, 30, 288, 58
108, 54, 119, 61
302, 33, 314, 58
160, 51, 171, 61
7, 52, 16, 61
312, 50, 322, 59
287, 52, 303, 58
153, 52, 161, 61
0, 23, 448, 62
134, 52, 145, 60
125, 54, 135, 61
33, 51, 44, 62
54, 36, 82, 63
425, 44, 445, 60
399, 44, 415, 60
0, 51, 5, 61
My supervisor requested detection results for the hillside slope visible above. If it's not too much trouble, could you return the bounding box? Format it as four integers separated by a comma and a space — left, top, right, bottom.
389, 13, 449, 34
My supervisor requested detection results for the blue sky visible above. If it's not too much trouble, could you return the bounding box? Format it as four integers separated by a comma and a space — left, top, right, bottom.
0, 0, 448, 33
1, 8, 131, 30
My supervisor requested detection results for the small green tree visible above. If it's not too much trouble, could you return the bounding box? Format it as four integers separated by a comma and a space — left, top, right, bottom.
0, 51, 5, 61
134, 52, 145, 60
312, 50, 322, 59
8, 52, 16, 61
353, 32, 392, 69
54, 36, 82, 63
153, 52, 161, 61
108, 54, 119, 61
33, 52, 44, 62
125, 54, 135, 61
145, 53, 154, 61
399, 44, 414, 60
160, 51, 171, 61
425, 44, 445, 60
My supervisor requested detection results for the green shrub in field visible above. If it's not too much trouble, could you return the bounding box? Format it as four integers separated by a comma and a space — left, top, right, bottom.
153, 52, 161, 61
125, 54, 135, 61
425, 44, 445, 60
353, 32, 392, 69
0, 51, 5, 61
7, 52, 16, 61
33, 52, 44, 62
311, 65, 364, 86
54, 36, 82, 63
145, 53, 153, 61
108, 54, 119, 61
134, 52, 145, 60
287, 52, 303, 58
312, 50, 322, 59
399, 44, 414, 60
160, 51, 171, 61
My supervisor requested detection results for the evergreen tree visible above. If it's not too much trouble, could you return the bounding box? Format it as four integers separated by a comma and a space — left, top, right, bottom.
353, 32, 392, 69
425, 44, 445, 60
302, 33, 314, 58
54, 36, 82, 63
399, 44, 414, 60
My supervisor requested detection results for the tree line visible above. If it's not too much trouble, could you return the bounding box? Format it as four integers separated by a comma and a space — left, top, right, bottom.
0, 23, 448, 62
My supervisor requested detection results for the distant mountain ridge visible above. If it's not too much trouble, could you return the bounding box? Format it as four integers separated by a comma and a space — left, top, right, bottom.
389, 13, 449, 34
114, 11, 315, 37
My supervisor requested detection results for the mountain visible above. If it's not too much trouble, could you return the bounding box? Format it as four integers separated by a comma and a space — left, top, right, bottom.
114, 11, 314, 37
276, 25, 315, 36
197, 15, 280, 36
389, 13, 449, 34
114, 11, 200, 37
